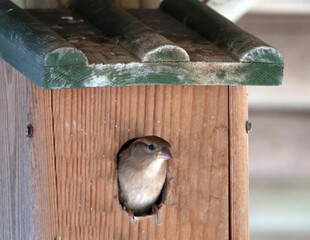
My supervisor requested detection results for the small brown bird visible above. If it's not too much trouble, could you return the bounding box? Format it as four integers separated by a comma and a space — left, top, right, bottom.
118, 136, 172, 216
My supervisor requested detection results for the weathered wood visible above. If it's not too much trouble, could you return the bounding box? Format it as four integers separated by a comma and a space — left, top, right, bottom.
51, 85, 229, 240
128, 9, 236, 62
160, 0, 284, 64
27, 9, 140, 65
0, 58, 58, 240
70, 0, 190, 62
229, 86, 249, 240
0, 1, 283, 88
29, 8, 236, 63
0, 1, 87, 87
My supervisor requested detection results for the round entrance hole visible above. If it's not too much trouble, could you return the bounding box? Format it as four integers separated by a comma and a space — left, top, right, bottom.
117, 136, 171, 217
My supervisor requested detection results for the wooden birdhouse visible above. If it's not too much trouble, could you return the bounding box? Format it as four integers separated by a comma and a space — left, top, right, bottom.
0, 0, 283, 239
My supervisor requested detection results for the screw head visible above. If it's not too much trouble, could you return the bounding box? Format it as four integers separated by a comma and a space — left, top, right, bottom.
246, 121, 252, 134
246, 121, 253, 133
26, 124, 33, 138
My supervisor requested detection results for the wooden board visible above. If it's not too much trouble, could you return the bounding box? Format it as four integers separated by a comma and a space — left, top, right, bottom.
52, 85, 229, 240
0, 58, 58, 240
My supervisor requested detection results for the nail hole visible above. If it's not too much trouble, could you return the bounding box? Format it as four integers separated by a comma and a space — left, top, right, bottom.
117, 137, 170, 217
26, 124, 33, 138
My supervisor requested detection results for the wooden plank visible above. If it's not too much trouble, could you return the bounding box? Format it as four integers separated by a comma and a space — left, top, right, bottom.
0, 58, 58, 239
160, 0, 284, 64
29, 8, 234, 64
128, 9, 236, 62
229, 86, 249, 240
71, 0, 190, 62
0, 1, 87, 87
27, 9, 140, 65
51, 85, 229, 239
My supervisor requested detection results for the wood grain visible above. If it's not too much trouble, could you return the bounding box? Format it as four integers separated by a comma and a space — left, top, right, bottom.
29, 8, 235, 63
0, 58, 58, 239
51, 85, 229, 240
71, 0, 190, 62
160, 0, 283, 65
128, 9, 236, 62
229, 86, 249, 240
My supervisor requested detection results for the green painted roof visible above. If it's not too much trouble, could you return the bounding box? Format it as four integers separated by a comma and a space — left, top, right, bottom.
0, 0, 283, 89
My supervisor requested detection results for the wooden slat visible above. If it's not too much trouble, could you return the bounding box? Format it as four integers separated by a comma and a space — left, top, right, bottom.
229, 86, 249, 240
51, 85, 229, 240
128, 9, 236, 62
0, 58, 58, 239
27, 9, 140, 65
29, 8, 235, 63
160, 0, 284, 64
71, 0, 190, 62
0, 1, 87, 88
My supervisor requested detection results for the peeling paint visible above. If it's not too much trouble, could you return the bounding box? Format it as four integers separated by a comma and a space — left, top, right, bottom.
84, 74, 110, 87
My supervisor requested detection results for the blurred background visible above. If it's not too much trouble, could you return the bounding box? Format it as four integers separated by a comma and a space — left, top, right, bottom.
237, 0, 310, 239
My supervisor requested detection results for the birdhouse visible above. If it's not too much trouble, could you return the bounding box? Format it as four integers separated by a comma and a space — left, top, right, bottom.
0, 0, 283, 239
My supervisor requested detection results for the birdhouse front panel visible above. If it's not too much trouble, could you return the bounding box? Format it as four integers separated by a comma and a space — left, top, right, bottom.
51, 84, 230, 239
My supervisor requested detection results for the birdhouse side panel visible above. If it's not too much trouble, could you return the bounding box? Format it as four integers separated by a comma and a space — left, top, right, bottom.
0, 58, 58, 240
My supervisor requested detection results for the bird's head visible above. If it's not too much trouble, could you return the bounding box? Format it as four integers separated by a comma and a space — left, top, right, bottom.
130, 136, 172, 164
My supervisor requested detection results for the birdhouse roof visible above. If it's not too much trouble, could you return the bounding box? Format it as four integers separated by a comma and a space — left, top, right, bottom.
0, 0, 283, 89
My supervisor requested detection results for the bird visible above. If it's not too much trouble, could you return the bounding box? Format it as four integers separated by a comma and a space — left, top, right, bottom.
117, 136, 172, 216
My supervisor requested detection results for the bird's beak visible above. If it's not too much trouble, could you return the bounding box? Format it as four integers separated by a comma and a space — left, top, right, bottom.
156, 147, 172, 160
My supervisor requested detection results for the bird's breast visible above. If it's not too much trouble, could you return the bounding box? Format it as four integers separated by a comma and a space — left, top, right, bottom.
144, 158, 166, 177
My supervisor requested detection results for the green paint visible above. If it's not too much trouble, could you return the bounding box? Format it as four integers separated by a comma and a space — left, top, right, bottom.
70, 0, 190, 62
46, 48, 88, 67
160, 0, 284, 65
41, 62, 283, 89
0, 0, 284, 89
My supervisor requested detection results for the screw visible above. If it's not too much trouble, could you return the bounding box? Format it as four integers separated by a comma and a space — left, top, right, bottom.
26, 124, 33, 138
246, 121, 252, 134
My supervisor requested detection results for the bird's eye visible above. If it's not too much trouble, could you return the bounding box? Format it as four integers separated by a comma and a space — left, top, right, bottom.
148, 144, 155, 150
